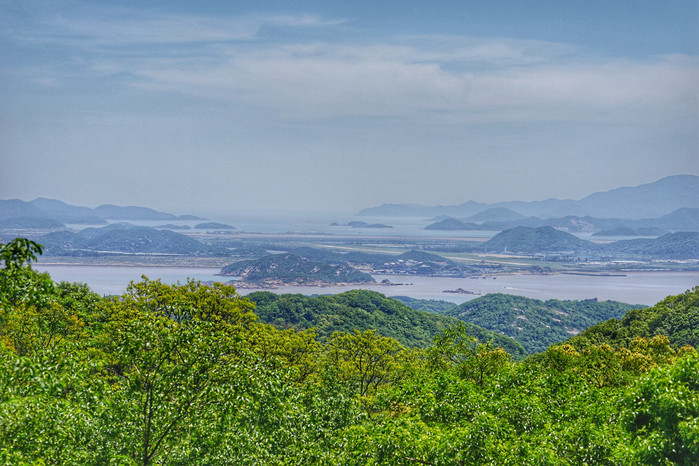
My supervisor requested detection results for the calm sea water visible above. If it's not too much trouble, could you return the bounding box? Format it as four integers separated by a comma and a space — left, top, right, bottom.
33, 265, 698, 306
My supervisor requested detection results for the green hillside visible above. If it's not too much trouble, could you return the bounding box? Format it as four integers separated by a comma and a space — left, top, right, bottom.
568, 286, 699, 350
247, 290, 526, 356
392, 295, 459, 314
443, 293, 640, 354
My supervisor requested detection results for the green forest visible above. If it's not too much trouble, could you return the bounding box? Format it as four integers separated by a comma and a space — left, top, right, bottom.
1, 238, 697, 465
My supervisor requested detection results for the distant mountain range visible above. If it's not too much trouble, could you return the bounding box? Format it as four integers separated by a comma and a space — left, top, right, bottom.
359, 175, 698, 219
418, 207, 699, 237
0, 198, 203, 226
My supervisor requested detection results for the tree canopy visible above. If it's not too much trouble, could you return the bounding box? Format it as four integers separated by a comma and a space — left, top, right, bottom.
0, 237, 696, 465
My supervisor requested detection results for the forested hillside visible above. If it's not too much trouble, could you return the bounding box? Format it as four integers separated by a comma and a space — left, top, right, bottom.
0, 238, 697, 465
247, 290, 526, 356
444, 293, 640, 354
568, 286, 699, 350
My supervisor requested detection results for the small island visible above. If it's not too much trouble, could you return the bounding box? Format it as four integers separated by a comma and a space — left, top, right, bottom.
443, 288, 481, 295
217, 253, 375, 288
195, 222, 236, 230
332, 221, 393, 229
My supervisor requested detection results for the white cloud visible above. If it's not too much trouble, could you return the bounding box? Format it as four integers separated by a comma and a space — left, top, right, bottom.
125, 40, 697, 126
1, 2, 342, 47
4, 3, 697, 127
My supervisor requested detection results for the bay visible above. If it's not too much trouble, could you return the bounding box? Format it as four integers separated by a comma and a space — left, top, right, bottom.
34, 265, 698, 306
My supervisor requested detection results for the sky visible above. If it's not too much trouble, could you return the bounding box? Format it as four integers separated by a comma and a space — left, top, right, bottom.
1, 0, 697, 216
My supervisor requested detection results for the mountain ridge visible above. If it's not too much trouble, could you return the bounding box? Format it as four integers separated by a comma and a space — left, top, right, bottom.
359, 175, 698, 219
0, 198, 202, 223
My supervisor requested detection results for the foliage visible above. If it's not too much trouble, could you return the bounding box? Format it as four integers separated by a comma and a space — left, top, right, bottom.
247, 289, 526, 356
0, 238, 43, 270
428, 322, 512, 386
621, 353, 699, 464
325, 329, 403, 397
0, 245, 697, 465
392, 295, 458, 314
444, 293, 639, 354
570, 286, 699, 350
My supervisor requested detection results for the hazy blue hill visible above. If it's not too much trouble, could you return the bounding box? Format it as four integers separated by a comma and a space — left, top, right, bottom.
90, 227, 215, 254
218, 253, 374, 285
603, 231, 699, 259
76, 223, 135, 239
288, 247, 389, 266
0, 199, 46, 219
359, 223, 393, 228
93, 204, 178, 220
29, 198, 105, 224
2, 198, 203, 224
650, 207, 699, 231
480, 216, 547, 230
195, 222, 236, 230
155, 224, 191, 230
483, 215, 607, 233
358, 200, 489, 217
38, 230, 90, 251
592, 226, 668, 237
247, 290, 526, 356
635, 227, 669, 236
567, 287, 699, 351
396, 250, 455, 264
592, 226, 642, 237
41, 224, 221, 255
577, 174, 699, 219
424, 218, 485, 230
358, 175, 698, 219
465, 207, 526, 223
343, 221, 393, 228
484, 226, 593, 253
0, 217, 66, 229
481, 209, 699, 234
443, 293, 640, 354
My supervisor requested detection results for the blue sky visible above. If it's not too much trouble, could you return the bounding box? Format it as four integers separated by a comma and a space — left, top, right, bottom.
1, 0, 697, 215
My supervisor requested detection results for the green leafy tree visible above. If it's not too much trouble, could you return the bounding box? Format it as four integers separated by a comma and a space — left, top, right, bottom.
325, 329, 404, 397
0, 238, 43, 270
100, 278, 259, 465
622, 353, 699, 464
428, 322, 511, 386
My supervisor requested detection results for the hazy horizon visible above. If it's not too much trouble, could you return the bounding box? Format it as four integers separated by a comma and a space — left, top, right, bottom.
3, 173, 696, 219
1, 1, 697, 215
